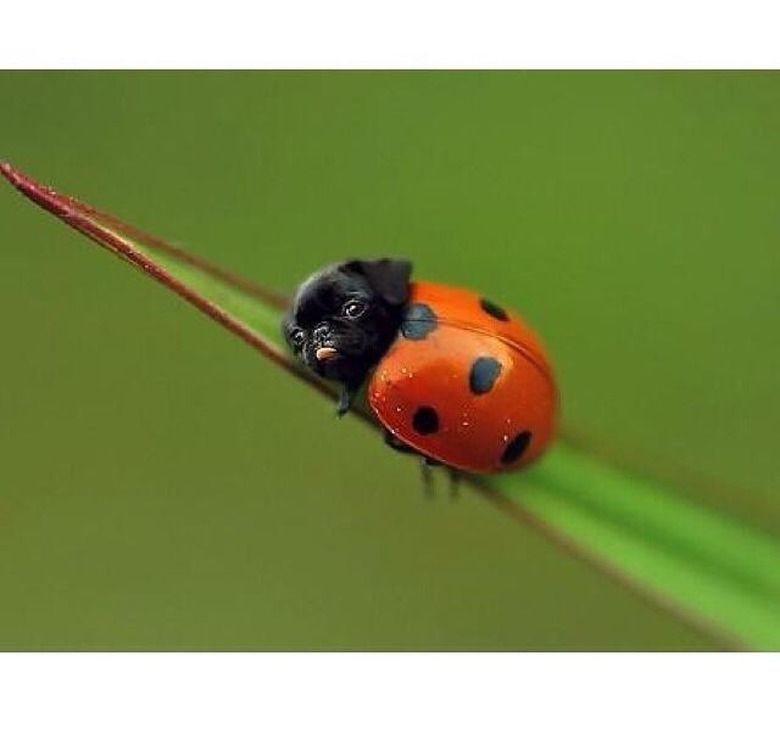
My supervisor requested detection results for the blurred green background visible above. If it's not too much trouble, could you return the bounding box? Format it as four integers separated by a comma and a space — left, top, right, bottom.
0, 72, 777, 650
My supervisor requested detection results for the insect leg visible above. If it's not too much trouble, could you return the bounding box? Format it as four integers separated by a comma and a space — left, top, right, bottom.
335, 384, 359, 417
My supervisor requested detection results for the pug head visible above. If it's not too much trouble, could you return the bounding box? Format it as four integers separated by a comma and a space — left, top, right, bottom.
282, 258, 412, 388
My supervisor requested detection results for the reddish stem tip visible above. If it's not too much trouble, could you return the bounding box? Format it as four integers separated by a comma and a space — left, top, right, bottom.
0, 161, 32, 193
0, 160, 16, 182
0, 161, 72, 221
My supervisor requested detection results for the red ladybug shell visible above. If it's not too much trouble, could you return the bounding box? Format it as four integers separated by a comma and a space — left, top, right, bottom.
367, 281, 557, 473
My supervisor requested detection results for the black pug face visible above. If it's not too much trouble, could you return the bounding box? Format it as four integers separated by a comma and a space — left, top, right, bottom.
283, 258, 412, 387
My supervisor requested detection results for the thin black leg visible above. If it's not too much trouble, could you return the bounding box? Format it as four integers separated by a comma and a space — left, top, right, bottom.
447, 467, 462, 500
336, 384, 359, 417
383, 429, 457, 499
420, 458, 435, 498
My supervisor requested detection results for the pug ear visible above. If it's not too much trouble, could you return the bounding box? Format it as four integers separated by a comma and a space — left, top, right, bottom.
342, 258, 412, 306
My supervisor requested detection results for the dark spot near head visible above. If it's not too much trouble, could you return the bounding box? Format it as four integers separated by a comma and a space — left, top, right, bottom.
480, 297, 509, 321
412, 406, 440, 435
401, 302, 438, 340
500, 430, 532, 464
469, 356, 502, 395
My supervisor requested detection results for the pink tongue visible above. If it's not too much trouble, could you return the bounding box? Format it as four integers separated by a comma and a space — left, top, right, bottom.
316, 347, 338, 362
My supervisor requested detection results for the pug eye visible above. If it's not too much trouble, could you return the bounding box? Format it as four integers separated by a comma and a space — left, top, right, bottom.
290, 329, 306, 348
343, 299, 367, 319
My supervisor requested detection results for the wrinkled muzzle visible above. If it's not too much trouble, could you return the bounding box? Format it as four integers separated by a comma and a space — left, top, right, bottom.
303, 324, 372, 384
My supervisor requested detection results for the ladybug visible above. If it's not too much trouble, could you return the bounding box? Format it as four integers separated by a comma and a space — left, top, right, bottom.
282, 258, 556, 473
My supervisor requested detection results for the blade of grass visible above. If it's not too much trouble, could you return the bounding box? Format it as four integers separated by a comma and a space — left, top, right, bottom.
3, 161, 779, 650
484, 446, 780, 649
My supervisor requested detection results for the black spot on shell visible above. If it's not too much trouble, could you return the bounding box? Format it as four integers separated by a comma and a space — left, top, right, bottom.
412, 406, 440, 435
401, 302, 438, 340
480, 297, 509, 321
500, 430, 532, 464
469, 356, 502, 395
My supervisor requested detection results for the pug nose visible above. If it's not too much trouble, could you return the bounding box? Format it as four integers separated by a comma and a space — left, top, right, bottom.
314, 325, 329, 341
